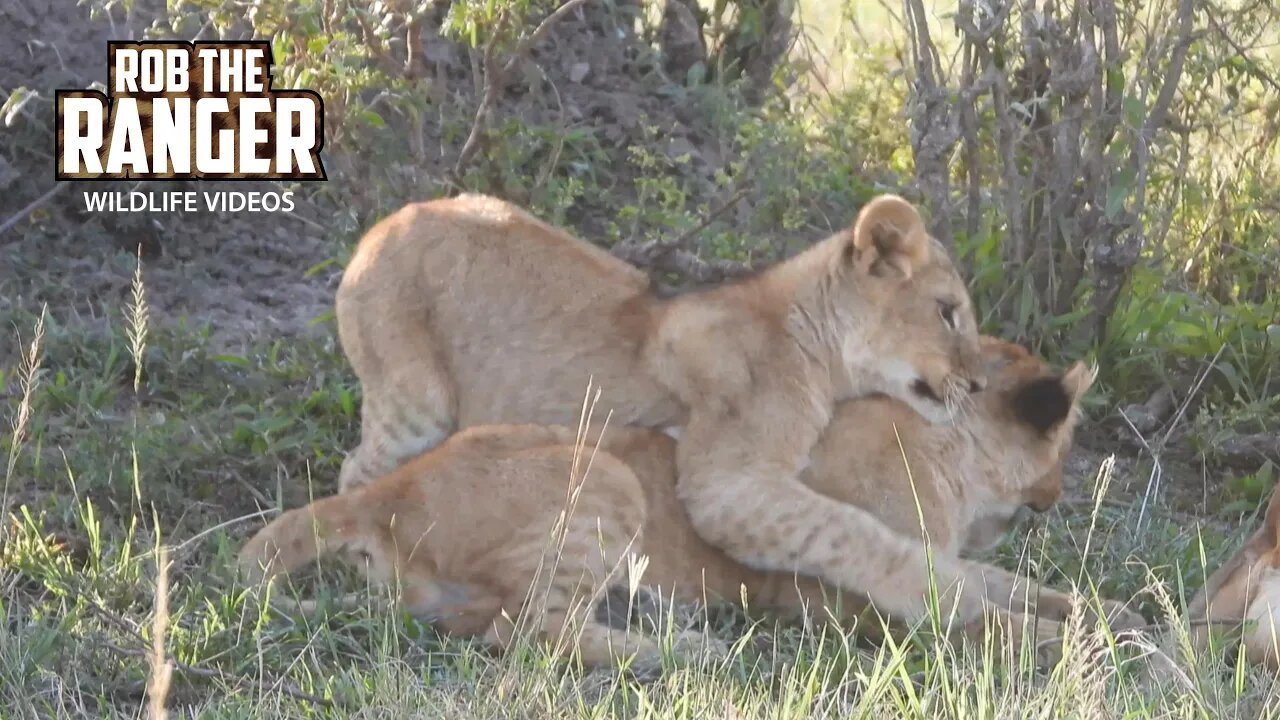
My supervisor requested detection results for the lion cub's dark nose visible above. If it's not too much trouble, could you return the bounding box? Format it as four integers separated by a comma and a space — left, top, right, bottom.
969, 377, 987, 393
1025, 497, 1055, 514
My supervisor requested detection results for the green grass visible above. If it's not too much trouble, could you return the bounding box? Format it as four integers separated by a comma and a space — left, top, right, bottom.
2, 276, 1279, 719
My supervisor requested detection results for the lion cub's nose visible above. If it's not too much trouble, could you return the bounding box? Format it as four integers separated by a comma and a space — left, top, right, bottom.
968, 376, 987, 393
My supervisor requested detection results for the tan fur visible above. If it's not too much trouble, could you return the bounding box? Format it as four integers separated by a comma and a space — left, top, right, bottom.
334, 192, 991, 626
241, 339, 1140, 668
239, 426, 708, 669
1188, 482, 1280, 671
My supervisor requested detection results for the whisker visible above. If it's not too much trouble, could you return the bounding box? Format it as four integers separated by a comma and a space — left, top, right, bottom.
942, 374, 975, 424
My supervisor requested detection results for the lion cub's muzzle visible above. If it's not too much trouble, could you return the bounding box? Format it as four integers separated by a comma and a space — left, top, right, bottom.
960, 342, 990, 392
1023, 494, 1058, 515
909, 373, 986, 426
1022, 470, 1064, 514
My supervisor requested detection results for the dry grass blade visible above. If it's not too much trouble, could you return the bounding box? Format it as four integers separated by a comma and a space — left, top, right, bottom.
3, 305, 46, 521
146, 546, 173, 720
127, 249, 150, 395
1078, 454, 1116, 585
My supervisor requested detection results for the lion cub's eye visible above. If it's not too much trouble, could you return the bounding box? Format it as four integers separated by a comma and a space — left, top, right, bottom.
939, 301, 959, 329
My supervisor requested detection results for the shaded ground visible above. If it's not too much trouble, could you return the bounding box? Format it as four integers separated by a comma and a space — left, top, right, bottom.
1, 1, 340, 353
1, 207, 338, 354
1, 0, 740, 353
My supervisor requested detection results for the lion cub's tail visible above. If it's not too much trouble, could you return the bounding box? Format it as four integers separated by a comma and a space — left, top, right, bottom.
238, 492, 383, 585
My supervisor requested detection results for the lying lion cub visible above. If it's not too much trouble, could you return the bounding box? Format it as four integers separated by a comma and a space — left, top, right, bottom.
241, 338, 1141, 668
335, 193, 995, 627
1188, 481, 1280, 671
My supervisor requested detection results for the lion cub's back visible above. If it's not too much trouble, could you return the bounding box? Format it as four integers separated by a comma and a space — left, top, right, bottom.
435, 423, 773, 607
340, 194, 679, 427
345, 193, 649, 293
405, 427, 650, 586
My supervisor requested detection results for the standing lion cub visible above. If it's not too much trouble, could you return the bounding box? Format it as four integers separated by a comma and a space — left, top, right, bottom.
241, 338, 1142, 669
335, 193, 997, 627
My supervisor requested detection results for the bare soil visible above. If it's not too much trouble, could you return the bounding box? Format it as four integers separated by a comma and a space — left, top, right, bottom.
0, 1, 731, 352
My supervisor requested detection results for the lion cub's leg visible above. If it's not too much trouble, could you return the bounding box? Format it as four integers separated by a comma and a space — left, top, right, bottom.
997, 576, 1145, 632
339, 336, 457, 493
403, 582, 509, 637
483, 586, 723, 672
484, 601, 697, 671
675, 441, 979, 623
482, 505, 667, 668
480, 467, 721, 670
974, 599, 1147, 668
673, 418, 1142, 635
966, 610, 1066, 667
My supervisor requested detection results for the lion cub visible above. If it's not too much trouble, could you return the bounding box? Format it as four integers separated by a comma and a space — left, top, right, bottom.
240, 338, 1140, 668
335, 193, 994, 628
1188, 481, 1280, 671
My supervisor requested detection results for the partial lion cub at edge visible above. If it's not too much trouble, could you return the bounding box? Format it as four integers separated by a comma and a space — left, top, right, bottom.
335, 192, 993, 627
1188, 480, 1280, 671
240, 338, 1142, 669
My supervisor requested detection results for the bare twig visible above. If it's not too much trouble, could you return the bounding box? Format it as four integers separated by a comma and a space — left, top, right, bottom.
283, 209, 328, 233
353, 8, 408, 78
1116, 408, 1163, 532
1214, 433, 1280, 468
1123, 344, 1224, 530
616, 246, 757, 285
405, 13, 429, 79
612, 187, 751, 266
1118, 385, 1177, 435
902, 0, 958, 247
1158, 345, 1226, 450
0, 183, 69, 238
531, 61, 568, 195
452, 13, 508, 179
452, 0, 591, 179
1204, 13, 1280, 93
501, 0, 592, 76
1092, 0, 1198, 340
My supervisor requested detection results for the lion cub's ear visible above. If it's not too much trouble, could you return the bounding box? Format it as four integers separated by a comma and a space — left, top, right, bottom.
1011, 377, 1071, 434
847, 195, 932, 280
1011, 362, 1094, 435
1060, 361, 1097, 404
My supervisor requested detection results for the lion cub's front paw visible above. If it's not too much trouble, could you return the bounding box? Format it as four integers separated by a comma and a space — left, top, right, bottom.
669, 629, 730, 663
626, 631, 727, 681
